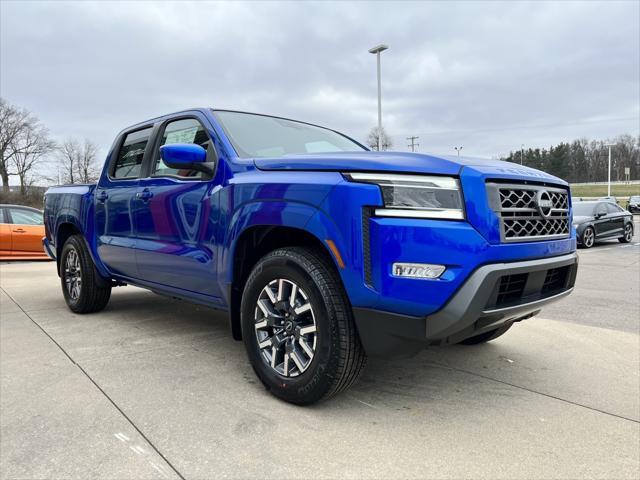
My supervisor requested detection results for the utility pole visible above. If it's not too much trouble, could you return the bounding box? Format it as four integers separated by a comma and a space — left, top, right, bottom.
407, 136, 419, 152
604, 143, 616, 197
454, 146, 463, 158
369, 44, 389, 151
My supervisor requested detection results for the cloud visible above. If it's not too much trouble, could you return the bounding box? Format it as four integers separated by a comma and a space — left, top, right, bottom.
1, 0, 638, 169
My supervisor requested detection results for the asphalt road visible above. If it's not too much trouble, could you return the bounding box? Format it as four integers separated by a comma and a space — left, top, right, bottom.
542, 216, 640, 333
1, 225, 639, 479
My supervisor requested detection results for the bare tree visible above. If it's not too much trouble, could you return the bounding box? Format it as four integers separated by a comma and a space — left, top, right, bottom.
57, 138, 100, 184
0, 98, 31, 192
366, 126, 393, 151
10, 119, 55, 194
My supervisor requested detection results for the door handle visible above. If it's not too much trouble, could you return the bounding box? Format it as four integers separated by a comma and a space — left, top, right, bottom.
97, 191, 109, 202
12, 228, 26, 233
136, 189, 153, 201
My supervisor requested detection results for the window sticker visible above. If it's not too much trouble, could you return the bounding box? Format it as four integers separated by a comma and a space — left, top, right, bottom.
165, 126, 198, 145
305, 141, 342, 153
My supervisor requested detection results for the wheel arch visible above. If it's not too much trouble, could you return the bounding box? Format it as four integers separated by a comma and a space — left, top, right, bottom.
227, 223, 346, 341
55, 222, 82, 275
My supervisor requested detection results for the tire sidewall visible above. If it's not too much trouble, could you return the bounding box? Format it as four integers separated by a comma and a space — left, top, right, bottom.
241, 252, 341, 404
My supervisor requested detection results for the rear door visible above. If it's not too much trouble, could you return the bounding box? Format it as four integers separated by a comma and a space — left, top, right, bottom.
133, 115, 221, 298
605, 203, 625, 235
6, 207, 45, 256
95, 126, 154, 279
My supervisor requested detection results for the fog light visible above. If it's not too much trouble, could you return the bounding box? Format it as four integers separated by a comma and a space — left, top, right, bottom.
392, 263, 446, 279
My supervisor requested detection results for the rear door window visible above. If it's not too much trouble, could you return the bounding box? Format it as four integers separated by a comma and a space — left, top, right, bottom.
606, 203, 622, 214
112, 127, 153, 179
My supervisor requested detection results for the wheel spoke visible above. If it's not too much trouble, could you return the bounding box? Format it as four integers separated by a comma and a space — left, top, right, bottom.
283, 353, 290, 376
289, 283, 297, 307
270, 346, 277, 367
299, 325, 316, 336
257, 299, 271, 317
277, 279, 284, 301
294, 303, 311, 315
258, 338, 272, 350
290, 350, 304, 371
255, 319, 268, 330
298, 337, 314, 358
265, 285, 277, 304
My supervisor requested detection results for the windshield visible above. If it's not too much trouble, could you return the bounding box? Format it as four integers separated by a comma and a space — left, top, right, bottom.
573, 202, 595, 216
629, 196, 640, 202
213, 111, 366, 158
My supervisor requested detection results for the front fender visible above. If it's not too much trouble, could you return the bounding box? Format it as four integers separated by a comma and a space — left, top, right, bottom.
222, 200, 349, 283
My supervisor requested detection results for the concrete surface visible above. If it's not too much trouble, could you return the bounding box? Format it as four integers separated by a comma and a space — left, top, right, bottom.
1, 228, 639, 479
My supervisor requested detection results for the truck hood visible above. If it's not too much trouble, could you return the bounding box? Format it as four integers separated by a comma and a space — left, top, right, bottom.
253, 152, 567, 185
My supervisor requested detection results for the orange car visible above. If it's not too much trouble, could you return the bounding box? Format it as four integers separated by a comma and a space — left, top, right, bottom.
0, 204, 50, 260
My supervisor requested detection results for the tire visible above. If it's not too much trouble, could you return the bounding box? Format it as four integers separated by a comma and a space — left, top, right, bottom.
60, 235, 111, 313
241, 247, 367, 405
618, 223, 633, 243
580, 226, 595, 249
458, 323, 513, 345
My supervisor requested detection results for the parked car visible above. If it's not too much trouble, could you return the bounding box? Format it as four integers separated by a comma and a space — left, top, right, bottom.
0, 204, 49, 260
43, 109, 578, 404
573, 200, 634, 248
627, 195, 640, 214
599, 196, 618, 204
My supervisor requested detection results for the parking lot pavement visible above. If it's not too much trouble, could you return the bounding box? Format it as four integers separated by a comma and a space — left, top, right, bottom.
1, 242, 639, 479
542, 216, 640, 333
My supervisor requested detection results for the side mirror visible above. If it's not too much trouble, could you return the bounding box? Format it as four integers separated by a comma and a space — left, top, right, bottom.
595, 212, 605, 219
160, 143, 213, 175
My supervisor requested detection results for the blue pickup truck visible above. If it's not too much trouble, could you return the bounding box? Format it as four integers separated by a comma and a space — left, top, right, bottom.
43, 109, 578, 404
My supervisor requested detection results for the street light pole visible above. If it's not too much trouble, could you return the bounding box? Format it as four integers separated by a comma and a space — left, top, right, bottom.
521, 144, 525, 165
454, 146, 463, 158
604, 143, 616, 197
369, 44, 388, 151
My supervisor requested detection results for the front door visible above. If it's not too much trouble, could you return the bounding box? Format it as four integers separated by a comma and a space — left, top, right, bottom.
593, 202, 612, 238
95, 126, 154, 279
133, 116, 221, 299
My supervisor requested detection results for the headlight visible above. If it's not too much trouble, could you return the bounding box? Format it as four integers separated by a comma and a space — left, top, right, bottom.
344, 172, 464, 220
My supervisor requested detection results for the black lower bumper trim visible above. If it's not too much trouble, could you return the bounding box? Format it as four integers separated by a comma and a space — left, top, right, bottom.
352, 252, 578, 358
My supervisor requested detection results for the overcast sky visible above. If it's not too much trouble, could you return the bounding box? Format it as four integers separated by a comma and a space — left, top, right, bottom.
1, 0, 638, 170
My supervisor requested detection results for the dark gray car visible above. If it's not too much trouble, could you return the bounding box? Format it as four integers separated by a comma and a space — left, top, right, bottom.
573, 201, 634, 248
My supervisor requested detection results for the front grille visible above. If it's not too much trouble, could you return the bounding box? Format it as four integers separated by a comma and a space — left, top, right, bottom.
487, 182, 570, 242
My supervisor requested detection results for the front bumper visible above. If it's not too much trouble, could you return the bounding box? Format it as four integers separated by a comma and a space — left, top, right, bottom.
353, 252, 578, 358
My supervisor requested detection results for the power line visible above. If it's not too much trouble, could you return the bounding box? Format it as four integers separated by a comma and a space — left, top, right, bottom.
389, 115, 640, 139
406, 136, 419, 152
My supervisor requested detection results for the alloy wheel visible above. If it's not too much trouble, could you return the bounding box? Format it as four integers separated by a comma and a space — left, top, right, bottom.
624, 224, 633, 242
254, 278, 317, 377
583, 228, 595, 248
64, 248, 82, 300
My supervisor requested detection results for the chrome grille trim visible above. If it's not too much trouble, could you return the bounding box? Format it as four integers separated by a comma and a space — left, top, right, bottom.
486, 182, 570, 242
